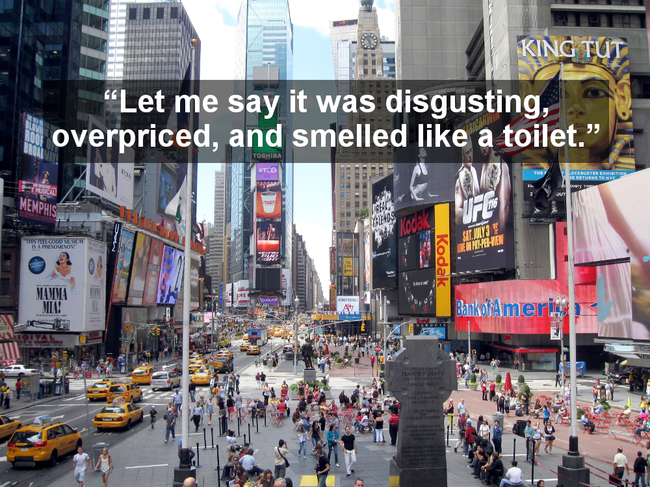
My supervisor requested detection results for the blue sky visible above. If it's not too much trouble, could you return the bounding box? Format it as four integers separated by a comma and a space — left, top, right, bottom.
189, 0, 395, 289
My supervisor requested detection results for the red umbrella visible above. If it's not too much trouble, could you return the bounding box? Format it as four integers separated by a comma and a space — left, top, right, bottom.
504, 371, 513, 391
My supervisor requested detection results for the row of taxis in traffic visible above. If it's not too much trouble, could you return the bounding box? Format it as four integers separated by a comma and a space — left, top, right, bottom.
239, 335, 261, 355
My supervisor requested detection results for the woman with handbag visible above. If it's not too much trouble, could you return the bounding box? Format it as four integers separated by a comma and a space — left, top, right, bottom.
544, 419, 556, 454
273, 440, 290, 480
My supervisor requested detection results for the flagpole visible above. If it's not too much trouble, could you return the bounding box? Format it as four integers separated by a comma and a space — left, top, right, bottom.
178, 38, 197, 477
560, 58, 579, 454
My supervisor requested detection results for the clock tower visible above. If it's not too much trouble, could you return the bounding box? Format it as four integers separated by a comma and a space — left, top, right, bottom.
354, 0, 383, 79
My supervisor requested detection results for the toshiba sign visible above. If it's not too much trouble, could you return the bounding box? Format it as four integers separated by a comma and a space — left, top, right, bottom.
399, 209, 433, 237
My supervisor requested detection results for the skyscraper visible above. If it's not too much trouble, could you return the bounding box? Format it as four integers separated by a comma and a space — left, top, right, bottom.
229, 0, 294, 303
206, 168, 227, 293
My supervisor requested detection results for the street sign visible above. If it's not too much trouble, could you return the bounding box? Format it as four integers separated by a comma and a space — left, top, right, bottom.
85, 371, 92, 379
124, 323, 132, 332
374, 345, 381, 353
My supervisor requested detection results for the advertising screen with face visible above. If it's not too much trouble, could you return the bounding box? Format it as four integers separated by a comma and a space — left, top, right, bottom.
572, 169, 650, 339
454, 113, 515, 272
142, 238, 164, 307
111, 229, 135, 304
518, 36, 634, 199
157, 245, 182, 305
257, 222, 281, 264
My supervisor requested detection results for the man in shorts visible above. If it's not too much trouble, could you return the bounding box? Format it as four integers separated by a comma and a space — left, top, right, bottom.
73, 446, 90, 487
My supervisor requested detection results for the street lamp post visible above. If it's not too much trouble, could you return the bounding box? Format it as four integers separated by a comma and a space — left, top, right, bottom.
293, 296, 299, 375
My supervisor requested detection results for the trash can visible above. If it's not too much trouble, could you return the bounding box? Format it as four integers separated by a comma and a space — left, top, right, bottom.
120, 364, 126, 374
262, 359, 267, 366
46, 380, 55, 397
93, 442, 110, 461
513, 419, 527, 438
64, 377, 70, 394
493, 412, 504, 428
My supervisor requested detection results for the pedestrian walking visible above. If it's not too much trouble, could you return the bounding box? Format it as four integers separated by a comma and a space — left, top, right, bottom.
454, 412, 467, 453
327, 424, 340, 466
339, 426, 357, 477
165, 409, 177, 443
613, 447, 630, 481
315, 447, 330, 487
191, 403, 202, 432
634, 450, 647, 487
297, 425, 308, 458
15, 378, 21, 400
544, 420, 555, 454
149, 405, 157, 429
94, 446, 113, 487
493, 420, 503, 455
524, 420, 534, 461
73, 446, 91, 487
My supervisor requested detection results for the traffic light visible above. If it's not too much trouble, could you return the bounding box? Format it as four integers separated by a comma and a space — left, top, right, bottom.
62, 351, 68, 360
409, 324, 414, 334
156, 327, 160, 336
361, 323, 366, 332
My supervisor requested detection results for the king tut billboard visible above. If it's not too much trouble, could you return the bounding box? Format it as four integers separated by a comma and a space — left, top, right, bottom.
518, 36, 634, 200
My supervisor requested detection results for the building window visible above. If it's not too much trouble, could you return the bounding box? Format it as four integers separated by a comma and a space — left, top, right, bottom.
1, 254, 10, 272
171, 7, 179, 19
553, 13, 568, 26
340, 183, 345, 189
143, 8, 150, 20
340, 192, 345, 198
0, 278, 8, 297
588, 14, 600, 27
157, 7, 164, 19
129, 8, 137, 20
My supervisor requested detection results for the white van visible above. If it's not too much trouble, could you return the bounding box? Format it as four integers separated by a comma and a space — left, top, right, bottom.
150, 370, 180, 391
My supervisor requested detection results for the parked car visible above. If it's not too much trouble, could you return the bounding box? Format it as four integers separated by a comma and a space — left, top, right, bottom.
150, 370, 180, 391
612, 367, 650, 391
0, 365, 41, 378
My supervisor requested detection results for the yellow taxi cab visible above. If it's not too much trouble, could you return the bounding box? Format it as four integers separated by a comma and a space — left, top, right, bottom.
0, 414, 22, 442
188, 359, 205, 374
240, 342, 249, 352
86, 380, 117, 400
131, 366, 154, 384
243, 334, 250, 342
274, 329, 284, 338
189, 352, 203, 361
191, 370, 211, 386
106, 382, 143, 403
247, 345, 260, 355
93, 398, 144, 431
220, 337, 231, 347
216, 350, 234, 360
7, 415, 82, 468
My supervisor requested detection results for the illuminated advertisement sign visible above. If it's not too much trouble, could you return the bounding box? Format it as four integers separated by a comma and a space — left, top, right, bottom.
111, 229, 135, 304
518, 36, 634, 205
398, 268, 436, 316
329, 285, 336, 311
127, 233, 151, 306
372, 175, 397, 289
435, 204, 451, 317
257, 162, 279, 182
85, 116, 134, 208
233, 280, 250, 308
332, 19, 357, 27
337, 296, 360, 320
259, 295, 279, 307
455, 113, 514, 272
157, 245, 184, 305
190, 258, 200, 308
455, 222, 598, 334
226, 283, 233, 308
573, 169, 650, 339
18, 114, 59, 227
19, 237, 106, 332
343, 258, 353, 277
256, 180, 281, 219
256, 222, 281, 264
142, 238, 164, 307
393, 144, 458, 213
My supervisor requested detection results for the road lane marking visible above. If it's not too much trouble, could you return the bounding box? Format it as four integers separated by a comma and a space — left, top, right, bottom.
124, 463, 168, 469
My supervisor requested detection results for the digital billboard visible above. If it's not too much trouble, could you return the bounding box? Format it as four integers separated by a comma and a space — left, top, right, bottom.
455, 113, 515, 272
190, 257, 200, 308
435, 204, 452, 317
572, 169, 650, 339
127, 233, 151, 306
337, 296, 360, 319
398, 268, 436, 315
257, 268, 281, 292
256, 180, 282, 219
256, 162, 279, 181
85, 116, 134, 208
111, 229, 135, 304
157, 245, 183, 305
18, 114, 59, 227
393, 144, 458, 214
233, 280, 250, 308
257, 222, 281, 264
157, 162, 177, 215
281, 269, 292, 306
372, 175, 397, 289
142, 238, 164, 306
518, 36, 634, 203
455, 222, 598, 334
19, 237, 106, 332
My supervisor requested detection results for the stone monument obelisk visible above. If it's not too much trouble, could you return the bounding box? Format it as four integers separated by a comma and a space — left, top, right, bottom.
386, 335, 457, 487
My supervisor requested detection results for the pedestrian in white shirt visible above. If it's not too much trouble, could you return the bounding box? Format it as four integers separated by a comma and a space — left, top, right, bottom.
499, 460, 524, 487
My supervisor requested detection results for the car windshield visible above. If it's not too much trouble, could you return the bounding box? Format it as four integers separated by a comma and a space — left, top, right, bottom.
12, 431, 42, 444
151, 372, 167, 380
133, 369, 148, 375
110, 386, 125, 392
101, 406, 125, 414
89, 383, 110, 389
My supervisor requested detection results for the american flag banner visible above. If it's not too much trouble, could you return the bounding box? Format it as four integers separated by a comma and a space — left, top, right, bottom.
494, 71, 561, 155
